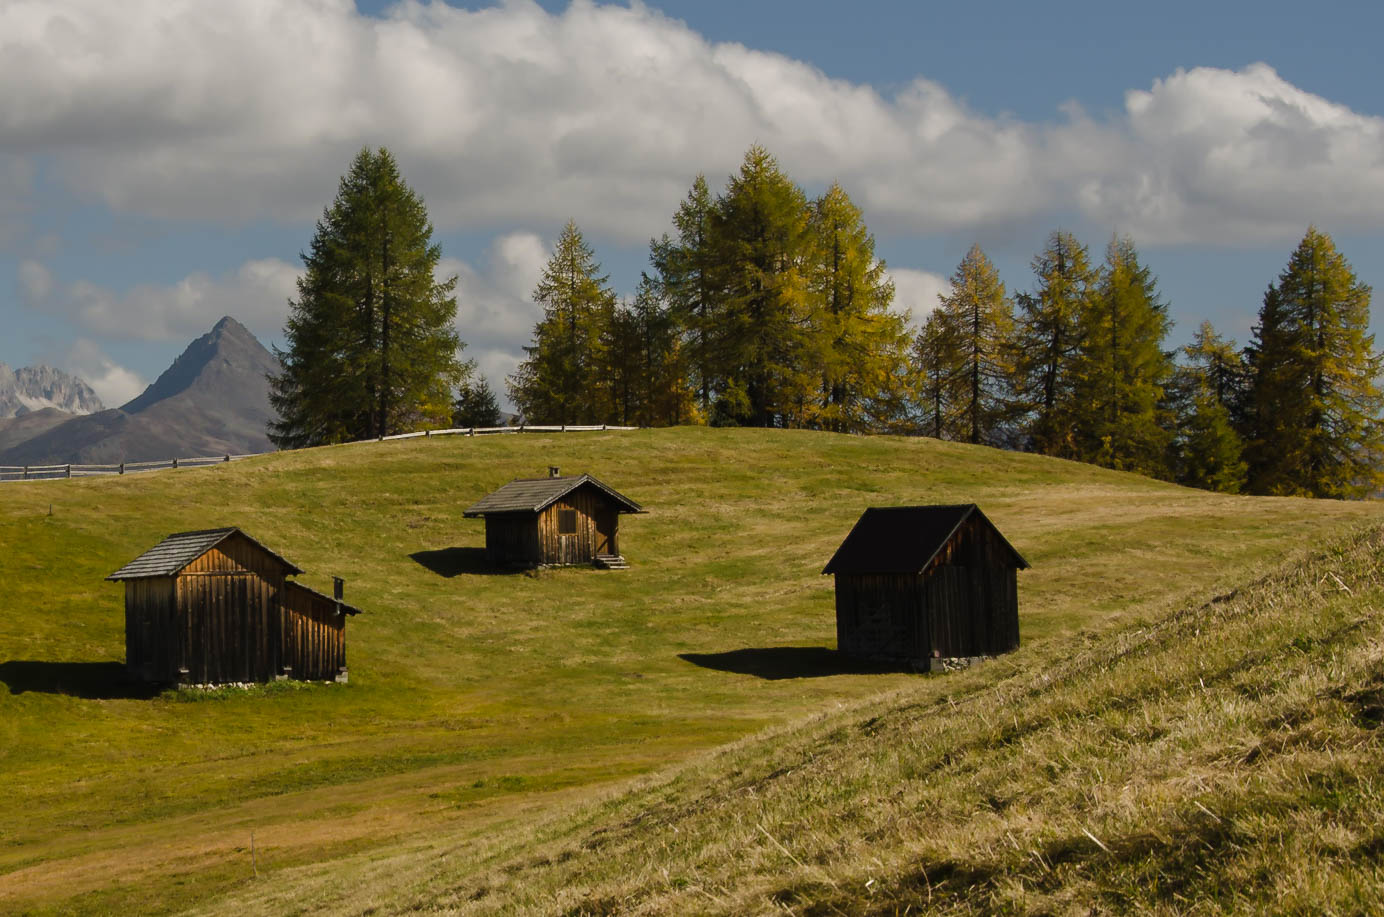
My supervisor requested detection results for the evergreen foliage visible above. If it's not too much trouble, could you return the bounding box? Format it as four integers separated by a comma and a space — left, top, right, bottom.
1012, 231, 1095, 458
804, 183, 910, 433
1244, 227, 1384, 498
508, 221, 618, 424
269, 147, 464, 448
911, 308, 964, 440
650, 176, 723, 417
931, 244, 1015, 446
1168, 322, 1248, 493
1072, 236, 1174, 475
452, 375, 502, 428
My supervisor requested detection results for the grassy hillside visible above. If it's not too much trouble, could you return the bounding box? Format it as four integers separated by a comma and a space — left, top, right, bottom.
0, 427, 1378, 914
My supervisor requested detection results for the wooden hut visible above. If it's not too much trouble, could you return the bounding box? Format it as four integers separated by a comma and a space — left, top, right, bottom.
463, 467, 644, 568
822, 505, 1028, 667
107, 527, 361, 685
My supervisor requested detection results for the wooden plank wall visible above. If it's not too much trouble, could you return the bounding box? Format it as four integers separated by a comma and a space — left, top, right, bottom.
124, 577, 176, 681
176, 572, 281, 683
484, 514, 540, 565
281, 583, 347, 680
834, 516, 1021, 663
535, 488, 612, 564
183, 532, 292, 579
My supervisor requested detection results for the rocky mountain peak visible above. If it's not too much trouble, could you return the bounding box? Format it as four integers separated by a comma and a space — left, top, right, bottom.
0, 363, 104, 418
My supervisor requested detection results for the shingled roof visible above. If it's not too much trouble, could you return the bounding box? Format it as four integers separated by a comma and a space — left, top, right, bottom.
821, 504, 1028, 576
106, 527, 304, 580
463, 473, 643, 517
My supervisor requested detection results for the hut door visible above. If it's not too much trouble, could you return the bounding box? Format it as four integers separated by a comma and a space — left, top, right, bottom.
558, 535, 577, 564
595, 509, 616, 555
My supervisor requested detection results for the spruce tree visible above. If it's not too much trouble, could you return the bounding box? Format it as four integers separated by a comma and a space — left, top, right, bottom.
911, 308, 965, 440
270, 147, 463, 447
933, 244, 1015, 446
650, 175, 721, 418
508, 221, 618, 424
1072, 236, 1174, 476
708, 146, 811, 427
1169, 322, 1247, 492
1245, 227, 1384, 497
1013, 231, 1095, 457
452, 375, 502, 428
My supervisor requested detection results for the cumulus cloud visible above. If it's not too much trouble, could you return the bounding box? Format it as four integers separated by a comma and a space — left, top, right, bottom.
25, 258, 300, 343
446, 230, 550, 395
63, 339, 147, 406
885, 267, 951, 325
2, 2, 1382, 246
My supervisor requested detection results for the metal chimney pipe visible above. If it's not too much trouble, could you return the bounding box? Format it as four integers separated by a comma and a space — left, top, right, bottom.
549, 466, 560, 478
333, 576, 344, 601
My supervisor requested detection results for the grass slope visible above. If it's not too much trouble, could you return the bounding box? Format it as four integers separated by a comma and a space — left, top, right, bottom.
0, 427, 1377, 914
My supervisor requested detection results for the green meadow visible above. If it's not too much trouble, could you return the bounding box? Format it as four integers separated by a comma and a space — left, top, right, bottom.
0, 427, 1378, 914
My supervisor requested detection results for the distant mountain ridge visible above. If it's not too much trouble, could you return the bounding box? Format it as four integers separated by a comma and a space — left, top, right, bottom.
0, 364, 103, 417
0, 317, 279, 465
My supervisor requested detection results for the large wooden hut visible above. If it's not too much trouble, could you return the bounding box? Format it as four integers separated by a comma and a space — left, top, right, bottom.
464, 468, 643, 568
107, 527, 361, 685
822, 504, 1028, 667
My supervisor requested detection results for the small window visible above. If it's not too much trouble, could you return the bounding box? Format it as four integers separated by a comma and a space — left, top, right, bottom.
558, 509, 578, 535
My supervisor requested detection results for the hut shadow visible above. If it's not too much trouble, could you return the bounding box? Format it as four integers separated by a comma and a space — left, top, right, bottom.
0, 661, 161, 699
409, 547, 526, 578
678, 647, 913, 681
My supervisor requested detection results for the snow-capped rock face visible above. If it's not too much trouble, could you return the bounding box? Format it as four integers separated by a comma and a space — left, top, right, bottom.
0, 364, 105, 417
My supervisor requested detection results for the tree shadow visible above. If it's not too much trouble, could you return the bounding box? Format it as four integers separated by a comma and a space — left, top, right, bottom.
0, 661, 162, 699
678, 646, 915, 681
409, 547, 527, 577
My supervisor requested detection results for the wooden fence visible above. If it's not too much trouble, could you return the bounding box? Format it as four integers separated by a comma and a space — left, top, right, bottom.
0, 424, 638, 483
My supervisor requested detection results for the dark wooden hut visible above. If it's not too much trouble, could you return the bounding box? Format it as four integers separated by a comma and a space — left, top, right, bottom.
463, 468, 643, 568
107, 527, 362, 685
822, 504, 1028, 667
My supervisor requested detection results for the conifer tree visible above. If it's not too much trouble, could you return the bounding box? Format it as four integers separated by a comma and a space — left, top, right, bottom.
270, 147, 464, 447
708, 146, 811, 427
1012, 231, 1095, 457
911, 308, 965, 440
803, 183, 909, 433
508, 221, 617, 423
1072, 236, 1174, 475
650, 175, 722, 416
933, 244, 1015, 446
1245, 227, 1384, 497
1168, 322, 1247, 492
452, 375, 502, 428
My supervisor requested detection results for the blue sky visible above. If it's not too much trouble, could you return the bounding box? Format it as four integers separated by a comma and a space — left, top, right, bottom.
4, 0, 1383, 408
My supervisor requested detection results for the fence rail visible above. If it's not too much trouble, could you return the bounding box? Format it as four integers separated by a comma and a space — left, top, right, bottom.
0, 423, 638, 483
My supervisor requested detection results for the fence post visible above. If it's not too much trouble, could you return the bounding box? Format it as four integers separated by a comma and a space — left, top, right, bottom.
172, 457, 178, 469
22, 466, 28, 480
66, 464, 72, 478
425, 429, 431, 437
119, 462, 125, 475
224, 454, 230, 463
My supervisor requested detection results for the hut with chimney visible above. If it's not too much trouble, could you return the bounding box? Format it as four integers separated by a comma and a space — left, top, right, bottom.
464, 467, 644, 568
107, 527, 361, 685
822, 504, 1028, 668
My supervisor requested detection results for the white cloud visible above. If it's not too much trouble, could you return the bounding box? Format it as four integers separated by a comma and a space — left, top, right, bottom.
17, 259, 53, 303
63, 339, 146, 406
886, 267, 951, 325
2, 3, 1383, 246
444, 231, 550, 398
30, 257, 300, 343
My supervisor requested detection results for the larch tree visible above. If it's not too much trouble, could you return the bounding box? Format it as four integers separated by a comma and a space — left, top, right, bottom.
803, 183, 909, 433
1244, 226, 1384, 498
270, 147, 465, 448
932, 244, 1015, 447
1012, 230, 1096, 458
508, 221, 618, 424
1072, 235, 1175, 476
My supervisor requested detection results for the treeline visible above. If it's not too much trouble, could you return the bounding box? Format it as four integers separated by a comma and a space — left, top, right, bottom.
510, 146, 1384, 498
269, 147, 1383, 500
